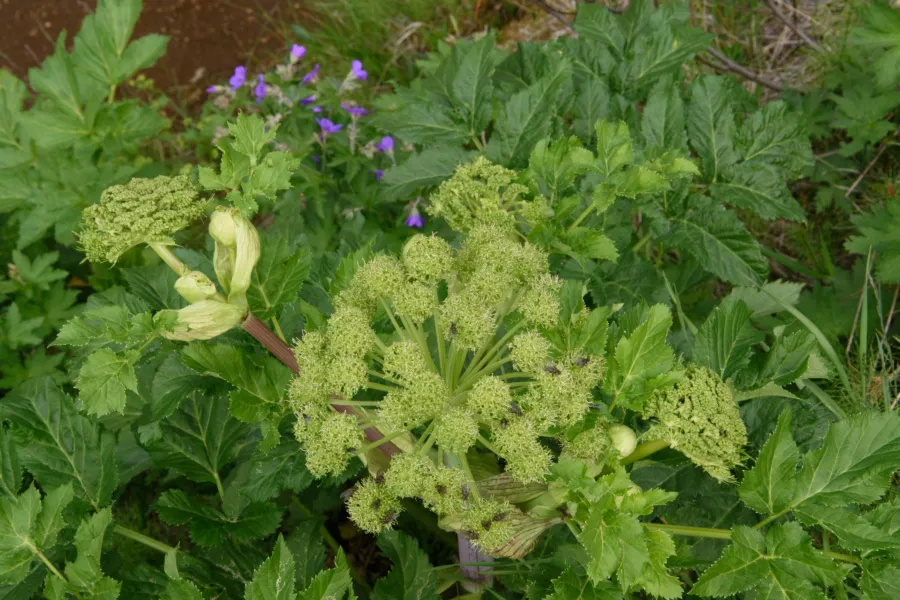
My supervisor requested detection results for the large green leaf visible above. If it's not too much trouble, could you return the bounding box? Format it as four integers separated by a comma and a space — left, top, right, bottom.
381, 147, 476, 200
641, 77, 686, 151
75, 348, 140, 417
710, 164, 806, 222
667, 198, 768, 286
739, 410, 800, 516
245, 535, 294, 600
0, 485, 73, 586
487, 60, 571, 168
145, 392, 252, 485
155, 490, 281, 547
73, 0, 168, 88
687, 75, 737, 183
691, 299, 764, 381
247, 236, 311, 320
0, 379, 117, 509
371, 531, 438, 600
692, 523, 844, 598
451, 34, 500, 136
0, 431, 21, 501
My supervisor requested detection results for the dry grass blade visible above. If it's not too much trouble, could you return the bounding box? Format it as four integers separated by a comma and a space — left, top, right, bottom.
764, 0, 827, 55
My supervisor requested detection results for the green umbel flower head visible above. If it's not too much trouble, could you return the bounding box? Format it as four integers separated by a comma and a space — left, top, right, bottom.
643, 365, 748, 482
346, 479, 402, 534
428, 157, 529, 233
287, 225, 609, 554
80, 175, 207, 264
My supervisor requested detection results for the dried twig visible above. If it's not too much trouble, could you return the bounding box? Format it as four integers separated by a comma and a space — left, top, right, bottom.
846, 145, 888, 198
527, 0, 577, 34
700, 48, 784, 92
764, 0, 826, 55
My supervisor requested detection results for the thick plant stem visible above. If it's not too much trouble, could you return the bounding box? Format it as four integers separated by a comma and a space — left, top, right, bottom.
149, 243, 191, 277
621, 439, 669, 464
114, 525, 176, 554
32, 545, 66, 583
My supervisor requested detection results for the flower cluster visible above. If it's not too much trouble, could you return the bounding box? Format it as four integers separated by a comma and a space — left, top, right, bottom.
79, 175, 207, 264
428, 156, 541, 233
286, 226, 609, 551
643, 365, 748, 481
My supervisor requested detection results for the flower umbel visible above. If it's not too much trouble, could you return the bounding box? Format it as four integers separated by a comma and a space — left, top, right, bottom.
285, 226, 609, 554
79, 175, 207, 264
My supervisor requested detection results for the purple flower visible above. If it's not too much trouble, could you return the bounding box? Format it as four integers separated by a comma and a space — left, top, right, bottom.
311, 106, 322, 113
373, 168, 384, 181
229, 66, 247, 91
312, 155, 320, 164
290, 44, 306, 62
341, 103, 368, 118
405, 210, 424, 228
317, 118, 343, 135
350, 60, 367, 81
375, 136, 394, 153
254, 75, 267, 103
301, 64, 320, 84
300, 95, 316, 106
206, 85, 219, 94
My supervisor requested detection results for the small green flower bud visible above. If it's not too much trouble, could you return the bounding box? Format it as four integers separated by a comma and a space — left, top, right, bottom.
304, 412, 364, 477
402, 235, 453, 281
382, 340, 430, 383
440, 292, 496, 351
326, 305, 375, 359
209, 207, 237, 246
518, 274, 560, 328
80, 175, 207, 264
462, 498, 514, 553
339, 255, 405, 314
379, 373, 447, 431
326, 355, 368, 397
174, 271, 218, 303
346, 478, 402, 534
535, 369, 590, 428
492, 418, 551, 483
157, 299, 245, 342
466, 267, 516, 306
420, 466, 468, 516
466, 376, 514, 425
562, 425, 612, 462
509, 331, 550, 374
511, 243, 549, 283
608, 424, 638, 457
384, 453, 434, 498
520, 195, 551, 226
433, 407, 478, 455
291, 402, 330, 442
644, 365, 748, 482
391, 280, 438, 324
428, 157, 524, 233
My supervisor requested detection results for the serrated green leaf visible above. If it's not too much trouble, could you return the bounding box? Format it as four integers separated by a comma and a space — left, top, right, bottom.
10, 251, 67, 291
528, 137, 594, 200
73, 0, 167, 87
668, 197, 767, 286
687, 75, 738, 183
487, 60, 571, 168
692, 299, 764, 381
377, 90, 470, 146
593, 121, 633, 179
297, 548, 352, 600
33, 484, 74, 551
641, 76, 686, 151
248, 151, 301, 201
579, 509, 646, 584
156, 490, 281, 547
242, 438, 313, 503
639, 529, 682, 599
372, 531, 437, 600
0, 430, 21, 501
736, 101, 812, 176
382, 147, 476, 200
845, 197, 900, 283
62, 508, 121, 597
793, 411, 900, 508
795, 502, 899, 552
248, 237, 311, 320
3, 304, 43, 350
546, 566, 622, 599
728, 280, 803, 318
145, 392, 252, 485
739, 410, 800, 516
228, 113, 276, 160
163, 580, 204, 600
758, 330, 816, 386
573, 76, 611, 146
0, 378, 117, 509
710, 164, 806, 222
75, 348, 140, 417
861, 560, 900, 600
245, 535, 294, 600
692, 523, 842, 597
0, 487, 43, 584
604, 304, 674, 410
182, 343, 289, 425
452, 34, 499, 136
285, 520, 326, 590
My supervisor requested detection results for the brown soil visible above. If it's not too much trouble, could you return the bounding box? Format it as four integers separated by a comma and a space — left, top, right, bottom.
0, 0, 309, 107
